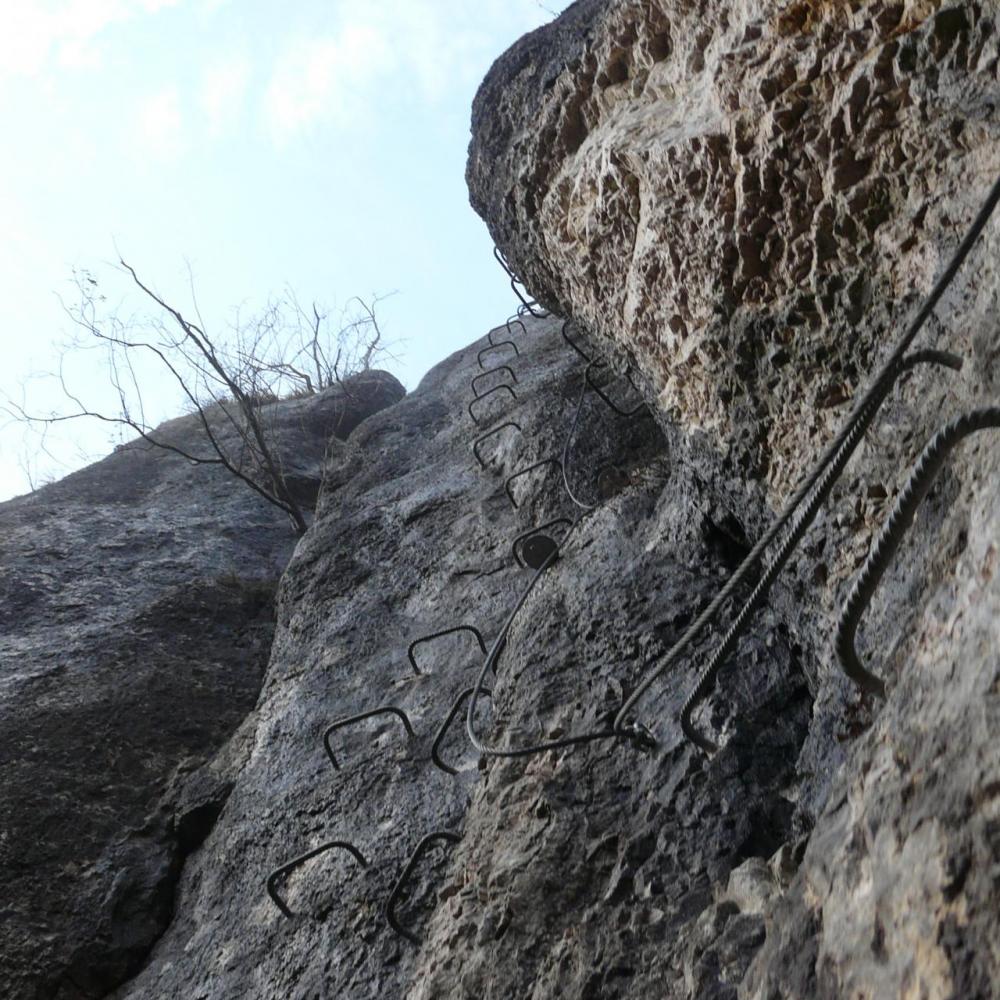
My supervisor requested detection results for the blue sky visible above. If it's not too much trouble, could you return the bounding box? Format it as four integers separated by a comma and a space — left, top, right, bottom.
0, 0, 570, 500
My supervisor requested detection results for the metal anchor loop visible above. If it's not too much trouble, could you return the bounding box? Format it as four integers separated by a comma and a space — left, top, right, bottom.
431, 687, 493, 775
322, 707, 415, 771
266, 840, 369, 919
407, 626, 488, 676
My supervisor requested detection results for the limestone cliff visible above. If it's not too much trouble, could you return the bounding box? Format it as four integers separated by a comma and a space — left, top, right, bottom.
467, 1, 1000, 997
3, 2, 999, 998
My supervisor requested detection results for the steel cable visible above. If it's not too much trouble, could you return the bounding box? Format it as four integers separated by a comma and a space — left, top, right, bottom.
466, 365, 655, 758
613, 170, 1000, 746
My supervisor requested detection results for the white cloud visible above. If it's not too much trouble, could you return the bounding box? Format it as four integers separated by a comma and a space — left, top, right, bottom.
261, 0, 565, 144
137, 85, 185, 158
200, 54, 250, 135
264, 24, 395, 142
0, 0, 180, 79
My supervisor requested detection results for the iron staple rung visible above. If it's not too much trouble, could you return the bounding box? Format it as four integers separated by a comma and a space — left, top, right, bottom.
407, 625, 488, 676
677, 350, 965, 754
468, 384, 519, 425
385, 831, 462, 944
835, 405, 1000, 698
323, 706, 415, 770
266, 841, 369, 919
472, 365, 518, 398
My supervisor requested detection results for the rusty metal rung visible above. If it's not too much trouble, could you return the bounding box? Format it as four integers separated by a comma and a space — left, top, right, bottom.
385, 831, 462, 944
408, 626, 488, 675
322, 707, 414, 770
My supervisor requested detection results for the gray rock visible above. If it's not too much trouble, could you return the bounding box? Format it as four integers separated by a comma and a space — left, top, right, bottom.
0, 372, 402, 999
468, 1, 1000, 996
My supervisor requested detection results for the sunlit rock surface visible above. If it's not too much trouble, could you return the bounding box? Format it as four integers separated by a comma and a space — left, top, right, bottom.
468, 1, 1000, 996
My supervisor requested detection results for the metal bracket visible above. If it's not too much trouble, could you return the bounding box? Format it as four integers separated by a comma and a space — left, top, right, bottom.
266, 841, 369, 919
585, 362, 646, 417
322, 707, 414, 770
504, 458, 561, 508
511, 518, 572, 568
468, 384, 518, 425
836, 405, 1000, 698
505, 317, 528, 338
478, 341, 519, 369
472, 421, 523, 470
385, 831, 462, 944
472, 365, 518, 397
674, 350, 966, 754
561, 319, 596, 364
407, 626, 488, 676
493, 246, 550, 318
431, 687, 492, 775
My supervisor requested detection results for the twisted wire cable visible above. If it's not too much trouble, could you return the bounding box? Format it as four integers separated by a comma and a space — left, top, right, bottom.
677, 350, 961, 751
613, 169, 1000, 744
836, 406, 1000, 697
465, 366, 641, 758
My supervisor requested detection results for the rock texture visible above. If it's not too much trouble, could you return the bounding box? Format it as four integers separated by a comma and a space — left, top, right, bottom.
468, 1, 1000, 997
97, 308, 838, 1000
0, 372, 403, 999
4, 2, 1000, 998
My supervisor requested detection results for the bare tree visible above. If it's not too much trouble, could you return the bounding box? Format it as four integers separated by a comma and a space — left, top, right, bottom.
3, 258, 394, 534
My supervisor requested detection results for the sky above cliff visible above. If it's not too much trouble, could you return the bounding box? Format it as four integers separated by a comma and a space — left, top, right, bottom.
0, 0, 571, 500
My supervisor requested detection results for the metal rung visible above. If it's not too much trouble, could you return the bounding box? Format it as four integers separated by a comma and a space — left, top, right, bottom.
478, 341, 519, 369
562, 319, 596, 364
322, 707, 414, 770
468, 384, 518, 425
266, 841, 369, 919
472, 365, 518, 397
408, 626, 488, 675
836, 405, 999, 698
472, 421, 523, 470
504, 458, 561, 509
585, 362, 645, 417
385, 831, 462, 944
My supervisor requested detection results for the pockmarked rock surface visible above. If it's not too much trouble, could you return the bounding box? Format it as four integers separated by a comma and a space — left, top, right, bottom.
0, 372, 403, 1000
469, 1, 1000, 997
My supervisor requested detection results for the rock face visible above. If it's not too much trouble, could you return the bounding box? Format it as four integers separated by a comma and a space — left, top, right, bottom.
4, 3, 1000, 998
0, 372, 403, 999
468, 1, 1000, 997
